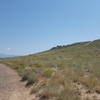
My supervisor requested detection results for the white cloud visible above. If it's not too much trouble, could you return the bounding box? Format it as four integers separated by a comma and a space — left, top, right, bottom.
6, 48, 11, 51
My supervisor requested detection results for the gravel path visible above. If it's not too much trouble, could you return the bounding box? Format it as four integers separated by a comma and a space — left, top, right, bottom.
0, 64, 35, 100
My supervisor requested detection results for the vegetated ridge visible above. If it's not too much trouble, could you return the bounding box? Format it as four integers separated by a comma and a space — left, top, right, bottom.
1, 39, 100, 100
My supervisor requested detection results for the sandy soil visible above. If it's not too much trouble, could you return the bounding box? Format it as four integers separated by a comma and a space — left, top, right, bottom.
74, 81, 100, 100
0, 64, 35, 100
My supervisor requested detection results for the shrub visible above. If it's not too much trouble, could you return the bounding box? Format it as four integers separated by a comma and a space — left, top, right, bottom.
21, 69, 37, 86
43, 69, 55, 77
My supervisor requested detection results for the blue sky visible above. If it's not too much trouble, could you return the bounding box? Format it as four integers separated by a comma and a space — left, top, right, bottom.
0, 0, 100, 55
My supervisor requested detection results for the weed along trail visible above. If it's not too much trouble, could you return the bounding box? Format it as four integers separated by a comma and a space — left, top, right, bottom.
0, 64, 35, 100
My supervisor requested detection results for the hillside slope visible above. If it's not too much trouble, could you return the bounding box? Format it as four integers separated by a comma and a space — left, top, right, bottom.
1, 39, 100, 100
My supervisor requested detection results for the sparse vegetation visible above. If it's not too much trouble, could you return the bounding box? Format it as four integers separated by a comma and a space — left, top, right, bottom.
1, 39, 100, 100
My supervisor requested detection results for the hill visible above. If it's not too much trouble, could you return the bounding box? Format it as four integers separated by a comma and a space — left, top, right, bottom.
0, 53, 18, 58
1, 39, 100, 100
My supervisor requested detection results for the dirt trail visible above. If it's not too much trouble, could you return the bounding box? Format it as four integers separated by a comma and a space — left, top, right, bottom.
0, 64, 35, 100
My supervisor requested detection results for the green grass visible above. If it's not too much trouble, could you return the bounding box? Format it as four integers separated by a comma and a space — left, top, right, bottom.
1, 39, 100, 100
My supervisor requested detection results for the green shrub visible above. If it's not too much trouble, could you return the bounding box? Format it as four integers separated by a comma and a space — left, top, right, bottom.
43, 69, 55, 77
21, 69, 37, 86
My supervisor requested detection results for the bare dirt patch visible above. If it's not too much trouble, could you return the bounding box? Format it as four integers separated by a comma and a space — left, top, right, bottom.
73, 82, 100, 100
0, 64, 35, 100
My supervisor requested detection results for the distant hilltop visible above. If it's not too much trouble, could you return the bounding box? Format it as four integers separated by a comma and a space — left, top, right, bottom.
0, 53, 18, 58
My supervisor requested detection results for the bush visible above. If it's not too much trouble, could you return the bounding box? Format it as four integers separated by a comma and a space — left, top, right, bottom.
43, 69, 55, 77
21, 69, 37, 86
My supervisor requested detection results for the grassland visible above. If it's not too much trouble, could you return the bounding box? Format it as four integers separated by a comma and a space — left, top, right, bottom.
1, 39, 100, 100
